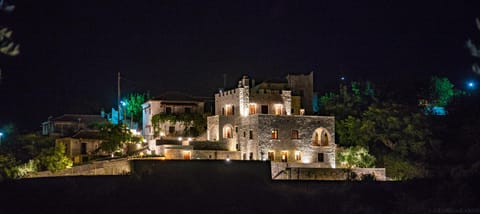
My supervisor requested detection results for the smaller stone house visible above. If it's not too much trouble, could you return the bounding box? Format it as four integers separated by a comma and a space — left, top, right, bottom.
56, 130, 105, 164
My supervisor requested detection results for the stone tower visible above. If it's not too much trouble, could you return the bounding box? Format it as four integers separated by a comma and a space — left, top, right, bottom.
286, 72, 314, 114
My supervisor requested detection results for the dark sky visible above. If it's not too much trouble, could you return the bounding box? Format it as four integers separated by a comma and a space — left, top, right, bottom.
1, 0, 479, 131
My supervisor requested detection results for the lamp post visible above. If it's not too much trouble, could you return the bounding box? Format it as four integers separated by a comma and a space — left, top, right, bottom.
121, 101, 127, 126
0, 132, 3, 145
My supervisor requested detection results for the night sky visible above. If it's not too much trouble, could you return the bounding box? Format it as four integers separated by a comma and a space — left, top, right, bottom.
1, 0, 479, 130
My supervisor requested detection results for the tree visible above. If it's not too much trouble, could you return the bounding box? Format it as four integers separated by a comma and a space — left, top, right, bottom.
337, 146, 376, 168
35, 143, 72, 173
319, 80, 430, 179
98, 123, 135, 155
0, 27, 19, 56
428, 76, 461, 107
123, 93, 148, 126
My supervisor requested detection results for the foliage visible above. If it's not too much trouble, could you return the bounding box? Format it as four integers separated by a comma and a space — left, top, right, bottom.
0, 153, 17, 180
337, 146, 376, 168
14, 159, 38, 178
382, 154, 425, 180
35, 143, 72, 173
0, 27, 19, 56
428, 76, 462, 107
319, 80, 430, 179
123, 93, 148, 125
318, 81, 377, 120
98, 123, 136, 154
151, 112, 206, 137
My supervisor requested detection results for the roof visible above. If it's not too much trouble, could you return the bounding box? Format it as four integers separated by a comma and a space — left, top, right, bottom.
252, 82, 289, 91
150, 91, 204, 102
52, 114, 107, 124
71, 130, 102, 139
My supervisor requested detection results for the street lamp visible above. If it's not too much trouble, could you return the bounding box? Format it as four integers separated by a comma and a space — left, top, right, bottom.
0, 132, 3, 145
121, 101, 127, 126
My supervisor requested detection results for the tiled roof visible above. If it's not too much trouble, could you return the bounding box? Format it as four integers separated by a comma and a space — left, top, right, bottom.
71, 130, 102, 139
150, 91, 203, 101
53, 114, 107, 124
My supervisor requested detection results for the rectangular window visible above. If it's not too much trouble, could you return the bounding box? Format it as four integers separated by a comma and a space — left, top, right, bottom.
80, 143, 87, 155
166, 107, 172, 114
243, 131, 246, 138
318, 153, 324, 162
291, 130, 299, 139
295, 151, 301, 161
268, 152, 275, 161
249, 103, 256, 115
236, 144, 239, 151
235, 126, 238, 132
281, 151, 288, 162
249, 152, 253, 160
184, 107, 191, 113
169, 126, 175, 134
183, 151, 191, 160
274, 104, 282, 115
261, 105, 268, 114
249, 130, 253, 139
271, 129, 278, 139
225, 105, 234, 116
223, 127, 232, 138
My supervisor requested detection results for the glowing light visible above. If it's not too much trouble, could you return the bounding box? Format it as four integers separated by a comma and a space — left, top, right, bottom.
226, 158, 230, 162
178, 137, 183, 141
340, 76, 345, 81
187, 137, 192, 141
467, 80, 476, 89
121, 101, 127, 106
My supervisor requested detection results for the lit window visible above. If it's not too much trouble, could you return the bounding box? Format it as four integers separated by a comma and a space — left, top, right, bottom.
295, 151, 301, 161
274, 104, 283, 115
271, 129, 278, 139
300, 109, 305, 115
183, 151, 191, 160
249, 103, 256, 115
268, 151, 275, 161
291, 130, 299, 139
281, 151, 288, 162
223, 126, 233, 138
225, 105, 234, 116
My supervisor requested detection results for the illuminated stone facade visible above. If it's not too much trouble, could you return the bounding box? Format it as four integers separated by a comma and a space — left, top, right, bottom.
207, 75, 336, 167
142, 92, 207, 154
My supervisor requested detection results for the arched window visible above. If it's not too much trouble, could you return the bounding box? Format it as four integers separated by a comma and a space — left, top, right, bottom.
312, 128, 330, 146
223, 125, 233, 139
313, 132, 320, 146
321, 132, 329, 146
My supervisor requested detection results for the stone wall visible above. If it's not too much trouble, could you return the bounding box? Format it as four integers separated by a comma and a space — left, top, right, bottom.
27, 158, 131, 178
254, 114, 335, 166
271, 162, 386, 181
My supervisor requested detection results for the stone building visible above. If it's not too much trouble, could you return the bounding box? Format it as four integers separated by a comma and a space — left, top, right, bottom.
142, 92, 214, 155
42, 114, 108, 137
56, 130, 106, 164
142, 92, 207, 140
207, 75, 336, 167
